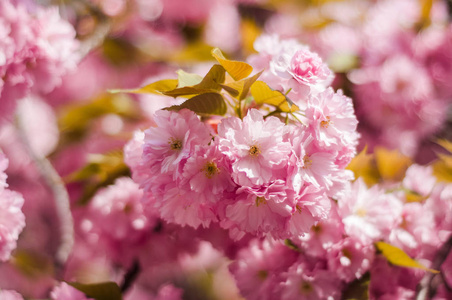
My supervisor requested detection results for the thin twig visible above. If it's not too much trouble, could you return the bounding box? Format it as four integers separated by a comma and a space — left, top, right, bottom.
416, 234, 452, 300
15, 114, 74, 273
120, 260, 141, 293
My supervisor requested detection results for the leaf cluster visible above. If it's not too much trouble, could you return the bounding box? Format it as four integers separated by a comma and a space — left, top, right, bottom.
110, 48, 297, 118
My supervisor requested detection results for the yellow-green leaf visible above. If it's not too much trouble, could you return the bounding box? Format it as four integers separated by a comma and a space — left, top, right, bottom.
432, 153, 452, 182
437, 139, 452, 154
166, 93, 227, 116
65, 151, 131, 205
176, 69, 203, 88
374, 147, 412, 182
346, 146, 380, 186
375, 242, 439, 273
250, 81, 299, 112
164, 65, 226, 98
222, 70, 263, 100
211, 48, 253, 81
108, 79, 178, 95
68, 282, 122, 300
12, 250, 55, 278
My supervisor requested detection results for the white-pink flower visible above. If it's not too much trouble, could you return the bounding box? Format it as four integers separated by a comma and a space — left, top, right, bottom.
218, 109, 291, 187
337, 178, 403, 245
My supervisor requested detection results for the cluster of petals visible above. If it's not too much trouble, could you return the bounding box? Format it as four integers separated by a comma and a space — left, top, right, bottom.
79, 177, 156, 266
0, 152, 25, 262
132, 103, 357, 241
0, 0, 79, 122
248, 34, 334, 102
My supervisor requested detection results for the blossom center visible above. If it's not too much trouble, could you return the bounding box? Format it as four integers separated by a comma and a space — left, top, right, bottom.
257, 270, 268, 280
249, 145, 261, 157
320, 116, 331, 128
300, 281, 314, 295
255, 196, 267, 207
203, 161, 219, 178
169, 137, 183, 151
356, 208, 367, 217
302, 154, 312, 169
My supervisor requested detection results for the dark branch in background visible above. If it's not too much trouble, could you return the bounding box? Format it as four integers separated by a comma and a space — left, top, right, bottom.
416, 234, 452, 300
120, 260, 141, 293
15, 115, 74, 275
448, 0, 452, 20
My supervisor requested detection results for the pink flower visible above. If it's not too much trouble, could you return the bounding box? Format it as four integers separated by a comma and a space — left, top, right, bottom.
51, 282, 93, 300
0, 290, 24, 300
222, 180, 294, 239
337, 179, 403, 245
181, 142, 236, 198
142, 109, 213, 178
326, 237, 374, 282
0, 153, 25, 262
305, 88, 359, 168
281, 261, 342, 300
0, 0, 78, 122
217, 109, 291, 187
80, 177, 155, 266
248, 34, 333, 102
229, 239, 298, 300
287, 185, 331, 238
289, 49, 333, 86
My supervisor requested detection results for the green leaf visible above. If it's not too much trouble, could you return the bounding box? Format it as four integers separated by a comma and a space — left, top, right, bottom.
221, 70, 263, 100
176, 69, 203, 88
250, 81, 299, 112
68, 281, 122, 300
211, 48, 253, 81
65, 151, 131, 205
108, 79, 178, 95
165, 93, 227, 116
12, 250, 55, 278
341, 273, 370, 300
346, 146, 380, 186
375, 242, 439, 273
57, 94, 138, 146
284, 239, 301, 252
374, 147, 412, 182
163, 64, 226, 98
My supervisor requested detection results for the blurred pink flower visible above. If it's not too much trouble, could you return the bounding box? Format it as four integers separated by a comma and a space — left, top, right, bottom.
0, 0, 78, 122
0, 290, 24, 300
337, 179, 403, 245
0, 153, 25, 262
50, 282, 93, 300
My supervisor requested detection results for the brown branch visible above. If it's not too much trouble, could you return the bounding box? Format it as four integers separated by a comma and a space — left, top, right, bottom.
416, 234, 452, 300
15, 114, 74, 273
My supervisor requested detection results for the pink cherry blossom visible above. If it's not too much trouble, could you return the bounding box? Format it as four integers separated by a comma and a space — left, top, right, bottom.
142, 109, 213, 178
281, 261, 342, 300
50, 282, 93, 300
0, 0, 78, 122
0, 290, 24, 300
326, 236, 374, 282
217, 109, 291, 187
80, 177, 155, 266
0, 153, 25, 262
337, 178, 403, 245
289, 49, 333, 86
230, 239, 298, 300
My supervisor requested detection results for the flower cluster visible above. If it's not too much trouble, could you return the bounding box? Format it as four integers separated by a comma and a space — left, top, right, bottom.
0, 0, 78, 122
0, 152, 25, 262
229, 161, 452, 299
127, 36, 359, 242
